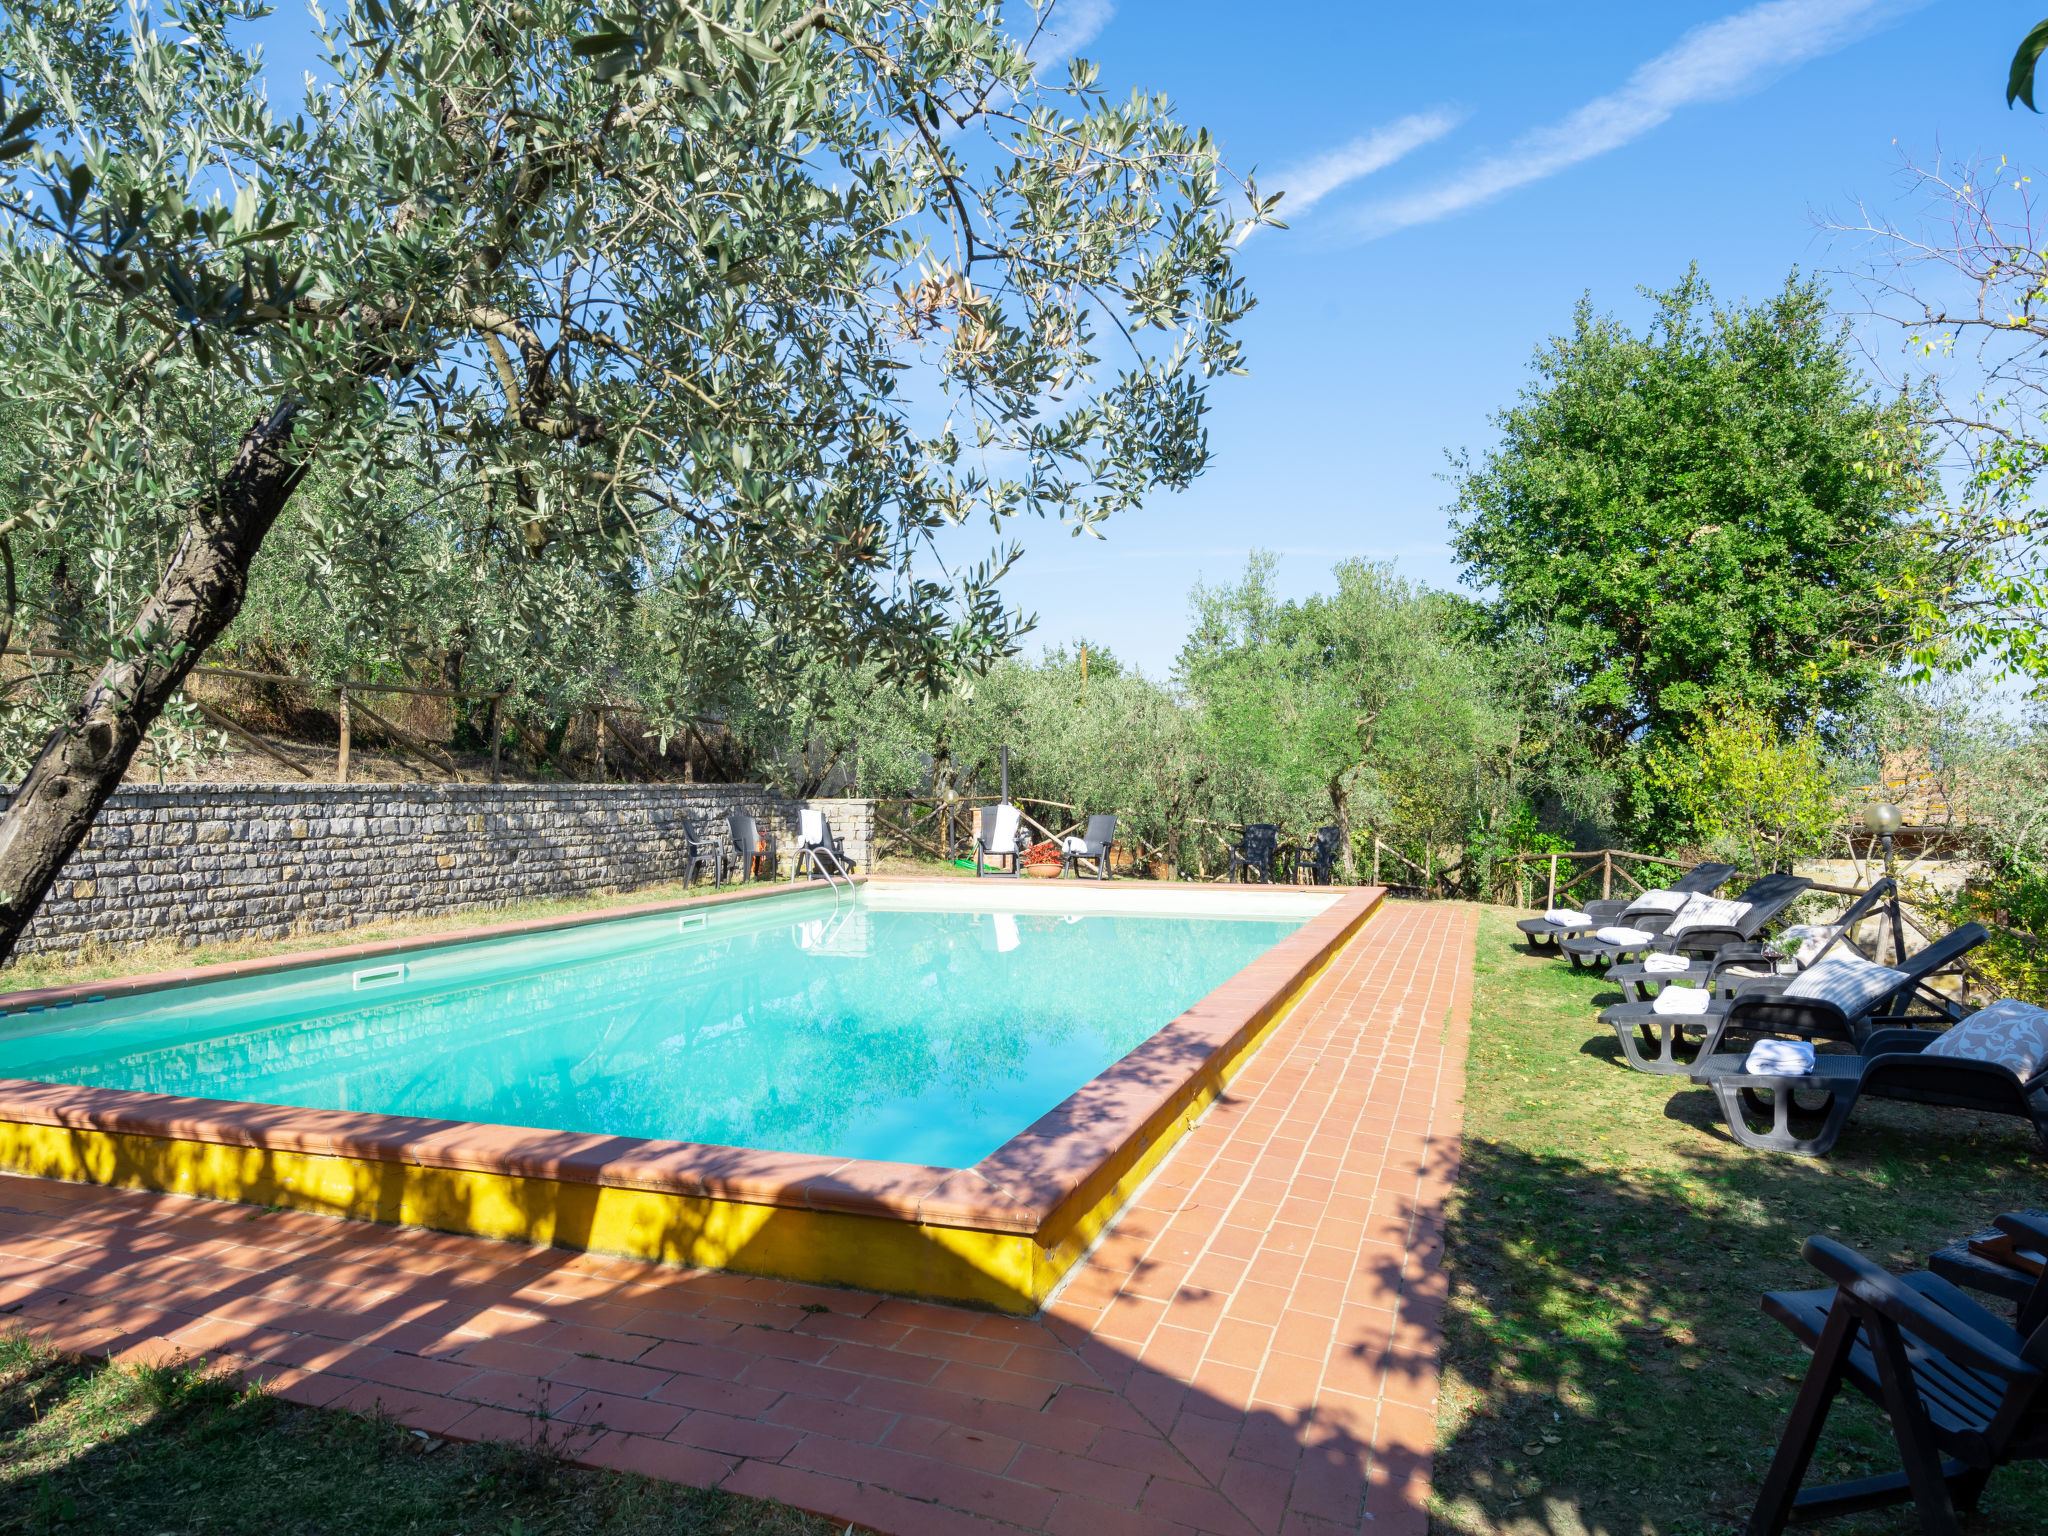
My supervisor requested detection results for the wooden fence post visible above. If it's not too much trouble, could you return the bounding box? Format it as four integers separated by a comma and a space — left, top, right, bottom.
1602, 850, 1612, 901
1372, 837, 1381, 887
1546, 852, 1558, 910
336, 687, 351, 784
488, 694, 503, 785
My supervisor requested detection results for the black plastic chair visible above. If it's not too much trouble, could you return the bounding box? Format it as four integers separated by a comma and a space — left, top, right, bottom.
1290, 824, 1343, 886
1748, 1232, 2048, 1534
1228, 824, 1281, 884
974, 803, 1025, 877
680, 814, 724, 889
727, 809, 775, 883
1061, 814, 1116, 881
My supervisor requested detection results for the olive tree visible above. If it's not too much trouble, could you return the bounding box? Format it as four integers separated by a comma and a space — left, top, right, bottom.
0, 0, 1267, 957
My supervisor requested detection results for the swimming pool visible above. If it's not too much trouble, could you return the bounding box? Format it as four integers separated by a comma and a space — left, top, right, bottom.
0, 885, 1314, 1168
0, 878, 1380, 1310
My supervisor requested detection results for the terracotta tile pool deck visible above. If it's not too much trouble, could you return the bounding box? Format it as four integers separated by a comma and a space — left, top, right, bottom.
0, 898, 1477, 1536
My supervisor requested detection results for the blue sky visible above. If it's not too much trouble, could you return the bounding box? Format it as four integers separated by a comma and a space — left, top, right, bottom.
977, 0, 2023, 673
247, 0, 2022, 675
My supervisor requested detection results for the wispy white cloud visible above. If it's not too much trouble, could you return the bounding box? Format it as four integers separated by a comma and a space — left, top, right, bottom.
1266, 109, 1467, 224
1026, 0, 1114, 72
1352, 0, 1929, 239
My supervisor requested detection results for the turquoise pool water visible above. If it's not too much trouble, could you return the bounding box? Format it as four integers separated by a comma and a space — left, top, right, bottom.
0, 885, 1323, 1167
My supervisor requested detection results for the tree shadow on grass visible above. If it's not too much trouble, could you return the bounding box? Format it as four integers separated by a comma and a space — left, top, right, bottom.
0, 1331, 857, 1536
1431, 1119, 2048, 1536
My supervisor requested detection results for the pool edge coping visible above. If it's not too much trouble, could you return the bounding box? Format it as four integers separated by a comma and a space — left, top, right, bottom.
0, 879, 1383, 1246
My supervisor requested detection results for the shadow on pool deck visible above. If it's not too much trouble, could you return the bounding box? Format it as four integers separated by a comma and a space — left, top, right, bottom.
0, 899, 1476, 1536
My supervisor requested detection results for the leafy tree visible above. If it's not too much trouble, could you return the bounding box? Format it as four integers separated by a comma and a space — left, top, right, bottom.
0, 0, 1267, 958
1448, 268, 1938, 757
1177, 554, 1515, 879
1644, 706, 1841, 872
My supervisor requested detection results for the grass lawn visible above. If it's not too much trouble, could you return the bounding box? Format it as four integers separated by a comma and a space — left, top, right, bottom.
0, 1333, 845, 1536
1430, 905, 2048, 1536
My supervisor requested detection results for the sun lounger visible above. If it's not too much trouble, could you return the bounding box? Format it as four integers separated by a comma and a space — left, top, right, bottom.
1560, 870, 1810, 970
1689, 986, 2043, 1155
1607, 878, 1896, 1003
1514, 861, 1736, 950
1747, 1234, 2048, 1533
1604, 921, 1984, 1076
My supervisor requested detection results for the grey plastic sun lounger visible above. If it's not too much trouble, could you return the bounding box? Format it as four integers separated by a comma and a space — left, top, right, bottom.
1691, 1018, 2047, 1157
1602, 920, 1984, 1076
1559, 870, 1810, 970
1514, 861, 1736, 950
1607, 877, 1896, 1003
1746, 1234, 2048, 1533
1060, 814, 1116, 880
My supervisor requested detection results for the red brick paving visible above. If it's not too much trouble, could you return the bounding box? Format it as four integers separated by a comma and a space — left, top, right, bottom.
0, 900, 1473, 1536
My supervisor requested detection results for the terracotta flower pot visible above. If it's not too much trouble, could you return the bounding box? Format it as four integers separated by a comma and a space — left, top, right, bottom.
1024, 862, 1063, 878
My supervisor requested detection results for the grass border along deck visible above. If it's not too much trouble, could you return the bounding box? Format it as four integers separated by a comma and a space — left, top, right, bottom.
0, 878, 1381, 1315
1429, 904, 2047, 1535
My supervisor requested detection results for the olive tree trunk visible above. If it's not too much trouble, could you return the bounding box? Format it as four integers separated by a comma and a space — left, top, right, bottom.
0, 403, 305, 963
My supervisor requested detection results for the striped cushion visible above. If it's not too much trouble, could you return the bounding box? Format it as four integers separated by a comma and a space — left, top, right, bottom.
1666, 897, 1752, 938
1783, 955, 1906, 1016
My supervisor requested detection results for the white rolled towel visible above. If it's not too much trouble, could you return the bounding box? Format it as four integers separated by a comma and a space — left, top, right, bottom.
1544, 908, 1593, 925
1651, 985, 1713, 1015
1596, 926, 1657, 945
1641, 953, 1694, 974
1744, 1039, 1817, 1077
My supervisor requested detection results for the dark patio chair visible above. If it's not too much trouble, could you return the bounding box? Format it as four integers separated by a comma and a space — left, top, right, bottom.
1229, 824, 1282, 884
1614, 920, 1983, 1078
1061, 814, 1117, 881
1746, 1234, 2048, 1534
791, 808, 853, 886
1561, 870, 1810, 971
1607, 878, 1895, 1003
680, 814, 724, 888
727, 809, 776, 883
1290, 824, 1343, 886
1931, 1212, 2048, 1322
1514, 861, 1737, 949
974, 803, 1025, 877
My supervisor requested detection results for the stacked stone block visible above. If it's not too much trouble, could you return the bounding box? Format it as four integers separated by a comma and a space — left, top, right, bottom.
4, 783, 874, 957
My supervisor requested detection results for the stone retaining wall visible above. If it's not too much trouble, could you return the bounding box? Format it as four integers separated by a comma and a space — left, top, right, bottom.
7, 783, 873, 957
